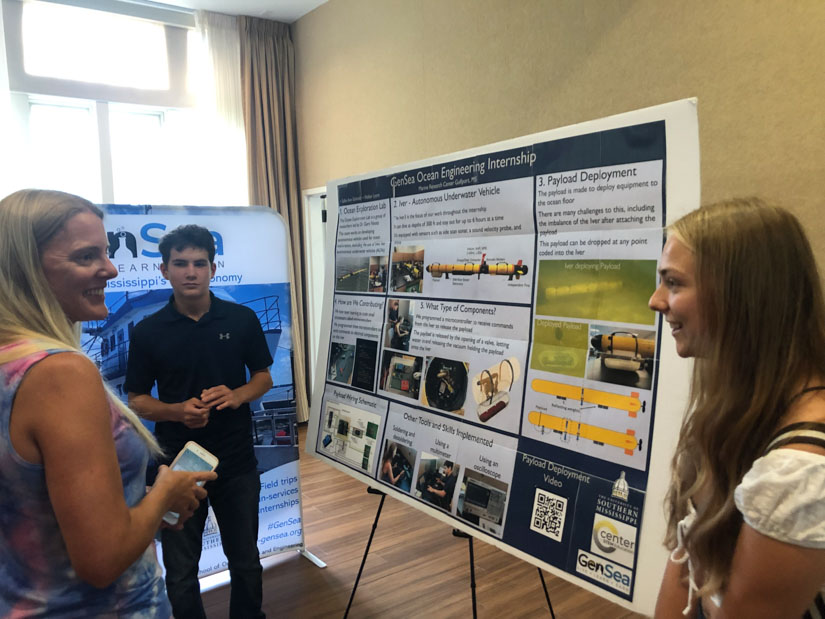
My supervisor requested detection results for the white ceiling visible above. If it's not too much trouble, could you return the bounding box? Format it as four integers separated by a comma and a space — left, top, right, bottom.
158, 0, 327, 23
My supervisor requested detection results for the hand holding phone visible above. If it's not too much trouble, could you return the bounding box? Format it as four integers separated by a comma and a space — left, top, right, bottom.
162, 441, 219, 526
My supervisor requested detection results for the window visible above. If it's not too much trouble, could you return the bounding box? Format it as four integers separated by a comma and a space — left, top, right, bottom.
2, 0, 248, 206
22, 1, 169, 89
108, 105, 165, 204
27, 98, 100, 200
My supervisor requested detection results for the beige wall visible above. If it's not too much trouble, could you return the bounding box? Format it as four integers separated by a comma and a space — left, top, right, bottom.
293, 2, 825, 610
293, 0, 825, 258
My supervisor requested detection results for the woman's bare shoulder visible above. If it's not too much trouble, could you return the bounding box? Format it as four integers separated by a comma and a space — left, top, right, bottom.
21, 351, 100, 387
16, 352, 106, 418
12, 352, 107, 462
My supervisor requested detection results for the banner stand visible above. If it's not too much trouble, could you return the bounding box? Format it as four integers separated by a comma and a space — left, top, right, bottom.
87, 204, 325, 591
200, 466, 326, 594
298, 547, 327, 568
272, 400, 326, 571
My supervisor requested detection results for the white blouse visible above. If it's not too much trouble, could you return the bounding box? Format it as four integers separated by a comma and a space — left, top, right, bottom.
672, 448, 825, 615
735, 449, 825, 548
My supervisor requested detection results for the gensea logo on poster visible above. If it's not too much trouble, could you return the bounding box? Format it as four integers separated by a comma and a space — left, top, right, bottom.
575, 550, 632, 595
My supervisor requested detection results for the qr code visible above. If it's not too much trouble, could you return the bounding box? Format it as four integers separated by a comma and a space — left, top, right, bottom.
529, 488, 567, 542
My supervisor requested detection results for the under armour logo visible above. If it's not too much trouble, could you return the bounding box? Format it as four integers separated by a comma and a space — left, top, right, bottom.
219, 333, 231, 340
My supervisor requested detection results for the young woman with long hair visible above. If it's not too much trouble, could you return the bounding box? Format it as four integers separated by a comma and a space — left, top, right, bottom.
650, 198, 825, 618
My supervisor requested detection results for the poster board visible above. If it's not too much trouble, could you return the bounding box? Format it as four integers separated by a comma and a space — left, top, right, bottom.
81, 206, 304, 577
306, 100, 699, 613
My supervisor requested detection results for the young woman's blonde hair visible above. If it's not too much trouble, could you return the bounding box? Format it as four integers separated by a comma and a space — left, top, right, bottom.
0, 189, 160, 453
664, 198, 825, 597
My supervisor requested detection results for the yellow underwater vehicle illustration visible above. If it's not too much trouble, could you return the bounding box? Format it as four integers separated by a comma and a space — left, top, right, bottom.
531, 379, 643, 416
527, 410, 640, 455
529, 379, 644, 455
337, 267, 368, 283
427, 253, 529, 281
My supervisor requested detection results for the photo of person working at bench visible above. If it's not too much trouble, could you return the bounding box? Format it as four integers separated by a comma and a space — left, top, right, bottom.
420, 460, 458, 511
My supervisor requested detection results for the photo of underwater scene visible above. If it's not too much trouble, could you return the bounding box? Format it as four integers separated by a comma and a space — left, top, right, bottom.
336, 256, 371, 292
530, 319, 589, 378
536, 259, 657, 325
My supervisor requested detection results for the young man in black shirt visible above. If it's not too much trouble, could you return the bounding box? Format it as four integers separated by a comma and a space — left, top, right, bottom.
125, 225, 272, 619
426, 461, 458, 511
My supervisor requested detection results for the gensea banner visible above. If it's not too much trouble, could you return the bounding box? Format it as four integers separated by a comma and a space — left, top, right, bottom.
80, 205, 302, 576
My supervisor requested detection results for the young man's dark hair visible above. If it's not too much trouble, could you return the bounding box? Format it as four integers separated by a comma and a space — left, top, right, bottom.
158, 224, 216, 264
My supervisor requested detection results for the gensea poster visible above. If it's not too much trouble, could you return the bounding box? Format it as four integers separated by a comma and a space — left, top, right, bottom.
307, 100, 699, 614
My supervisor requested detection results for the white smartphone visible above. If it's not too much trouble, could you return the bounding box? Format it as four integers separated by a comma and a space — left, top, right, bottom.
162, 441, 219, 526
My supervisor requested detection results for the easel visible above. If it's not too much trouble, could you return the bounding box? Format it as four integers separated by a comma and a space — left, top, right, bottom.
343, 487, 556, 619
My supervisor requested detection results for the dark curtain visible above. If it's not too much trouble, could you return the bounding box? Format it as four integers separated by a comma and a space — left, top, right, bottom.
239, 16, 309, 422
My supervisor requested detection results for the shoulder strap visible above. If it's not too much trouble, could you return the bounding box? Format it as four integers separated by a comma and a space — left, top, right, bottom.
765, 421, 825, 454
803, 589, 825, 619
764, 386, 825, 454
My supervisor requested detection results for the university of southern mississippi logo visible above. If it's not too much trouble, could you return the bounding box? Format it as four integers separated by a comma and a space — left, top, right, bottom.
612, 471, 629, 500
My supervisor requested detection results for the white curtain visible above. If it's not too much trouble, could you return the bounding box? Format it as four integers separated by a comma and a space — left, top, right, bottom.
195, 11, 243, 130
190, 10, 248, 205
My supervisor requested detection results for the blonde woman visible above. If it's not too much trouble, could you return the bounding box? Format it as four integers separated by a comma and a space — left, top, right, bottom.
0, 189, 215, 617
650, 198, 825, 618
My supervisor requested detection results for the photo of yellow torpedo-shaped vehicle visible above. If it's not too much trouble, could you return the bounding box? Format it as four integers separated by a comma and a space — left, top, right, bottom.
426, 253, 529, 281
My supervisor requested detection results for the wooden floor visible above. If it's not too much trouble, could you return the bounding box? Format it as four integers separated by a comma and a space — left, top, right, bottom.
202, 424, 646, 618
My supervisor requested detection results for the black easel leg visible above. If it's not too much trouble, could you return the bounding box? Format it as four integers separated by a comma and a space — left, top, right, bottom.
343, 487, 386, 619
538, 569, 557, 619
452, 529, 477, 619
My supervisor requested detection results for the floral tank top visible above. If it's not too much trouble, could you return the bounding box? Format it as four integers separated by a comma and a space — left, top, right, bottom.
0, 340, 171, 618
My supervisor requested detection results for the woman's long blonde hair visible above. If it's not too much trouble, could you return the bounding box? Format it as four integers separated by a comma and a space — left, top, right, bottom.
664, 198, 825, 596
0, 189, 160, 453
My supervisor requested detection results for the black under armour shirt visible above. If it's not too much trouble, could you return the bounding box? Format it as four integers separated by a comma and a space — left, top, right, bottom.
125, 293, 273, 476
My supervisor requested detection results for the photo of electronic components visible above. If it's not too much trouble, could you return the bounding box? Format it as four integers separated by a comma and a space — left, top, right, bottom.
421, 356, 469, 415
379, 351, 423, 401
